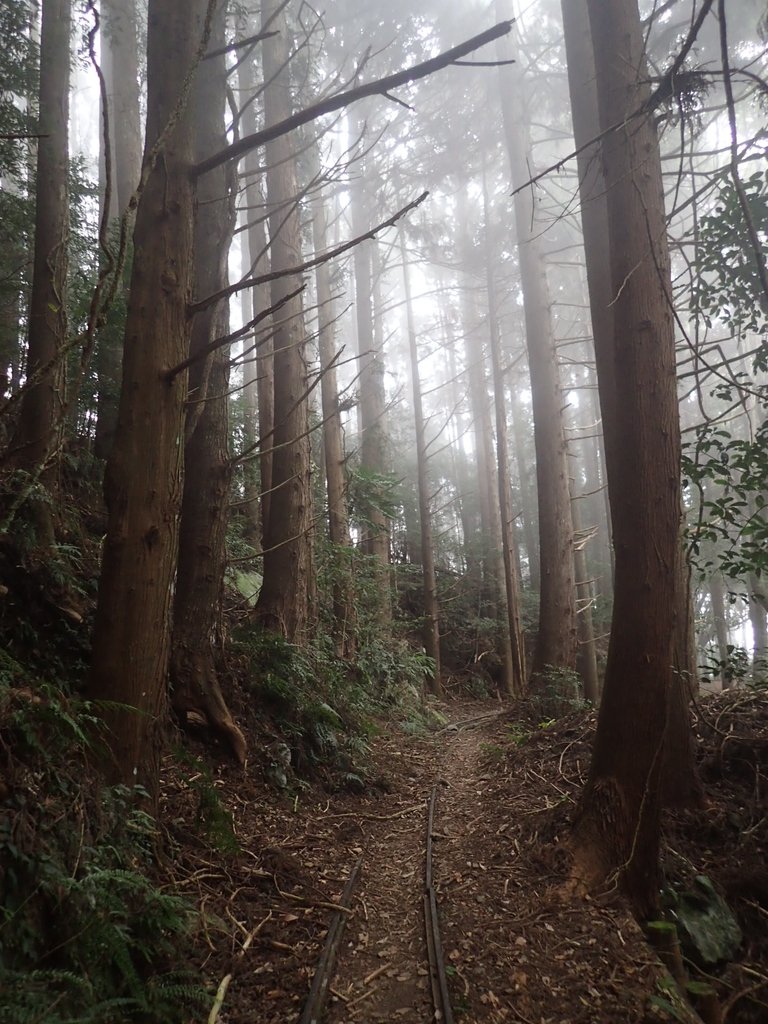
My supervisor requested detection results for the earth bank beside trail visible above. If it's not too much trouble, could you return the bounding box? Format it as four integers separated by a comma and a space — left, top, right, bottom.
173, 692, 766, 1024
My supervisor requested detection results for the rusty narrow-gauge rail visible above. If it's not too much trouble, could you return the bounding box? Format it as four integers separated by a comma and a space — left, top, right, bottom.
424, 783, 455, 1024
298, 855, 362, 1024
298, 783, 455, 1023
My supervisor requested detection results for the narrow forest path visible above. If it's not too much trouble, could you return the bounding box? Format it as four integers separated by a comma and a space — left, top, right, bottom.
188, 699, 687, 1024
314, 702, 668, 1024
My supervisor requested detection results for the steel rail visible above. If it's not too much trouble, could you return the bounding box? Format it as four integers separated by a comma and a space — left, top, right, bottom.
424, 784, 455, 1024
298, 781, 455, 1024
298, 854, 363, 1024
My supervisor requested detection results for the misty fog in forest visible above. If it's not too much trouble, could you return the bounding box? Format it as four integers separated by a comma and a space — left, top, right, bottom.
1, 1, 767, 1021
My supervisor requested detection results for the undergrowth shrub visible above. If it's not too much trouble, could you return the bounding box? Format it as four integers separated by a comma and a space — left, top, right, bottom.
235, 595, 437, 775
0, 676, 205, 1023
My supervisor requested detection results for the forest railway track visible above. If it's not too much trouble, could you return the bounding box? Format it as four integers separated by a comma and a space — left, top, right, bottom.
424, 784, 455, 1024
299, 780, 455, 1023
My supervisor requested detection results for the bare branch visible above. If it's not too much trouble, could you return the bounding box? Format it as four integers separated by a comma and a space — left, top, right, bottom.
510, 0, 716, 198
203, 28, 278, 61
164, 284, 305, 382
194, 20, 514, 177
190, 191, 429, 314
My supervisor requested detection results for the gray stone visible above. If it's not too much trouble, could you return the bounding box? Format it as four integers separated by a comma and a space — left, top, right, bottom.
673, 875, 742, 966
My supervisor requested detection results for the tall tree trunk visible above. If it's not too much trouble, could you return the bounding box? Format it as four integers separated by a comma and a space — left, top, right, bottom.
509, 388, 539, 591
88, 0, 210, 791
255, 0, 313, 641
585, 384, 614, 610
568, 0, 700, 915
441, 302, 480, 583
94, 0, 141, 460
400, 228, 441, 693
349, 107, 391, 620
457, 193, 515, 695
239, 49, 273, 543
749, 573, 768, 676
496, 6, 577, 684
571, 491, 600, 704
6, 0, 71, 545
483, 182, 526, 695
238, 265, 262, 545
708, 572, 730, 685
310, 147, 355, 658
171, 0, 245, 764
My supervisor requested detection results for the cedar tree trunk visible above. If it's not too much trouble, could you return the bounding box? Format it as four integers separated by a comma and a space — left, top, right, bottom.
171, 0, 245, 764
94, 0, 142, 459
496, 5, 577, 684
310, 152, 356, 657
7, 0, 71, 544
239, 47, 273, 543
400, 227, 441, 691
255, 0, 313, 640
457, 191, 516, 695
483, 182, 526, 694
568, 0, 699, 915
349, 107, 391, 619
88, 0, 210, 790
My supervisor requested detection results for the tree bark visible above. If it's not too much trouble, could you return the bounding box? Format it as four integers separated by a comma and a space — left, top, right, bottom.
496, 4, 577, 684
94, 0, 142, 460
509, 388, 539, 591
349, 108, 391, 620
254, 0, 313, 641
400, 227, 441, 693
571, 490, 600, 704
310, 146, 355, 658
88, 0, 210, 791
238, 47, 273, 543
567, 0, 700, 915
749, 573, 768, 675
171, 0, 245, 765
483, 180, 526, 695
708, 572, 730, 684
6, 0, 71, 545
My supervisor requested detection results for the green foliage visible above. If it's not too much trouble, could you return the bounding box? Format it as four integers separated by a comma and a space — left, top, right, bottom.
176, 753, 240, 855
684, 417, 768, 579
530, 665, 587, 718
0, 1, 37, 180
507, 723, 532, 747
700, 644, 751, 687
694, 169, 768, 340
685, 170, 768, 590
236, 585, 437, 774
347, 465, 403, 534
0, 683, 205, 1023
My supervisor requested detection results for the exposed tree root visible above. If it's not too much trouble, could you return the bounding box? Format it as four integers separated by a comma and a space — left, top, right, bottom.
171, 647, 246, 764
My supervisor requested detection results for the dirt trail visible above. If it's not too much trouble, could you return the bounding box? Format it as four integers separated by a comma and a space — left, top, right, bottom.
324, 732, 442, 1021
321, 703, 669, 1024
187, 700, 684, 1024
324, 707, 506, 1022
